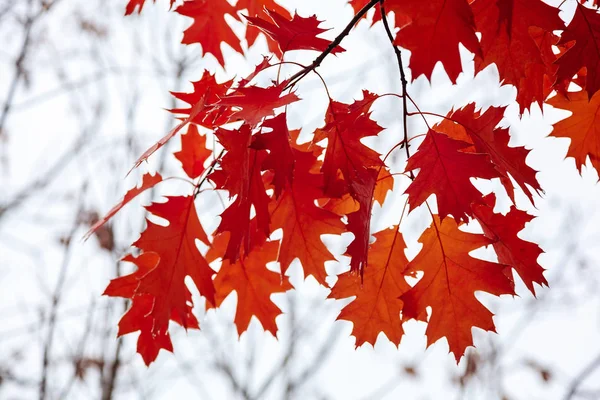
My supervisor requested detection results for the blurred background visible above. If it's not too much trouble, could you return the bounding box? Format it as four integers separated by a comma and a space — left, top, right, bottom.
1, 0, 600, 399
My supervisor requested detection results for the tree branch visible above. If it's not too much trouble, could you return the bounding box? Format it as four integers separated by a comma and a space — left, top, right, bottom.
284, 0, 380, 90
379, 0, 414, 179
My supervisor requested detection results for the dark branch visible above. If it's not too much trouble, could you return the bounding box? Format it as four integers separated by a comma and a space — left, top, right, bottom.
379, 0, 414, 179
284, 0, 381, 90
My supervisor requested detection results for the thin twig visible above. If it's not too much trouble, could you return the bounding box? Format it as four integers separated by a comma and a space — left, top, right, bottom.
563, 352, 600, 400
379, 0, 414, 179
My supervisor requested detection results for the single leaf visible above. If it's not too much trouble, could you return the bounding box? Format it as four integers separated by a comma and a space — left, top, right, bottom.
556, 3, 600, 100
211, 124, 271, 260
104, 253, 198, 366
251, 113, 295, 197
405, 129, 499, 223
118, 295, 174, 365
471, 0, 564, 112
170, 72, 233, 128
83, 172, 162, 240
217, 82, 300, 127
345, 167, 378, 274
245, 9, 344, 55
269, 146, 345, 285
436, 104, 541, 203
176, 0, 243, 66
472, 194, 546, 296
400, 215, 515, 362
212, 239, 292, 336
316, 91, 384, 194
389, 0, 480, 83
236, 0, 291, 52
133, 196, 216, 334
174, 124, 212, 179
547, 90, 600, 174
329, 226, 411, 346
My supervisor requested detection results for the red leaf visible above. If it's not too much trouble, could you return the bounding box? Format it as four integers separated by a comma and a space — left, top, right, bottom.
436, 104, 541, 203
217, 82, 300, 127
400, 216, 515, 362
389, 0, 480, 83
547, 90, 600, 174
83, 172, 162, 241
329, 227, 411, 346
556, 3, 600, 100
133, 196, 216, 334
471, 0, 564, 112
345, 167, 379, 274
236, 0, 291, 52
405, 130, 499, 223
170, 72, 232, 128
472, 194, 546, 296
174, 124, 212, 179
245, 9, 344, 55
316, 91, 383, 194
269, 146, 345, 285
118, 295, 174, 366
176, 0, 243, 66
250, 113, 295, 197
212, 238, 292, 336
211, 124, 271, 260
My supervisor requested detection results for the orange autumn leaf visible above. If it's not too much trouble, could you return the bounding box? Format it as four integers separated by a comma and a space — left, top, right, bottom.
400, 215, 515, 362
329, 227, 411, 346
548, 90, 600, 173
133, 196, 216, 334
212, 239, 292, 336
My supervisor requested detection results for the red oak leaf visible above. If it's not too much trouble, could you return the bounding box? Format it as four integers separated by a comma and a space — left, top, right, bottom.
345, 167, 379, 274
471, 0, 564, 112
83, 172, 162, 240
217, 82, 300, 127
269, 146, 345, 285
118, 295, 174, 365
174, 124, 212, 179
245, 9, 344, 55
556, 3, 600, 100
472, 194, 546, 296
236, 1, 290, 55
435, 104, 541, 203
104, 253, 198, 365
547, 90, 600, 174
405, 129, 499, 223
389, 0, 480, 83
251, 113, 295, 197
176, 0, 243, 66
329, 226, 411, 347
133, 196, 216, 334
400, 216, 515, 362
211, 239, 292, 336
315, 91, 383, 194
170, 72, 232, 128
211, 124, 271, 260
